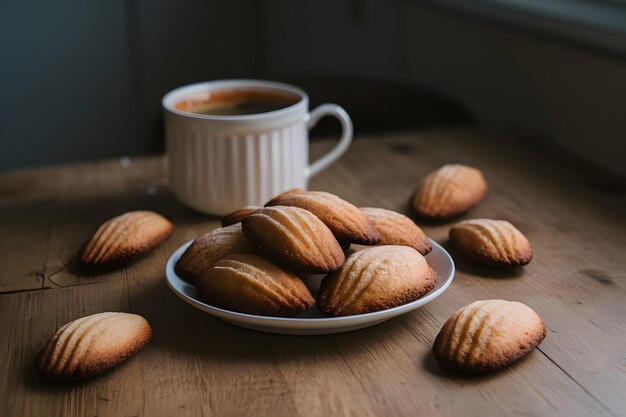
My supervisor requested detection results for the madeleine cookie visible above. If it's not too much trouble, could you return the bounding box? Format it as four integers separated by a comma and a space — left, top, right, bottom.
196, 254, 314, 317
81, 211, 173, 267
433, 300, 546, 373
221, 206, 260, 227
360, 207, 431, 255
318, 245, 437, 316
412, 164, 487, 219
266, 190, 381, 245
449, 219, 532, 266
37, 312, 152, 381
176, 224, 255, 282
242, 206, 345, 273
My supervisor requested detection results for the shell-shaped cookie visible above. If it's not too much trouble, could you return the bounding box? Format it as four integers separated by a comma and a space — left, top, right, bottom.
37, 312, 152, 381
412, 164, 487, 219
196, 254, 315, 317
266, 190, 381, 245
360, 207, 432, 255
81, 211, 173, 266
221, 206, 260, 227
449, 219, 532, 266
242, 206, 345, 273
433, 300, 546, 373
318, 245, 437, 316
176, 224, 255, 282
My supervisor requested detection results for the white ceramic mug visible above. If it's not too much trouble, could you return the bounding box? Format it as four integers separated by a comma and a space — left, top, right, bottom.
162, 79, 353, 215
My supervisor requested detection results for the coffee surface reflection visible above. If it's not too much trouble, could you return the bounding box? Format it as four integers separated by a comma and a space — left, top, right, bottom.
175, 88, 300, 116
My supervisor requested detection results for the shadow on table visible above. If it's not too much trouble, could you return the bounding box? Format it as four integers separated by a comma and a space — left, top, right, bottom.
421, 349, 539, 383
440, 239, 526, 280
51, 245, 136, 281
23, 354, 128, 393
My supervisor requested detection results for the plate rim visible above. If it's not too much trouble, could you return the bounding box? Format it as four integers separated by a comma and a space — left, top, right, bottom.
165, 239, 455, 324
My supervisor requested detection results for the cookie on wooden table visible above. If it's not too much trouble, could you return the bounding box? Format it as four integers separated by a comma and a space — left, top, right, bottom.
242, 206, 345, 273
81, 211, 173, 267
318, 245, 437, 316
360, 207, 431, 255
433, 300, 546, 373
37, 312, 152, 381
412, 164, 487, 219
176, 224, 255, 282
449, 219, 532, 266
266, 190, 381, 245
196, 254, 314, 317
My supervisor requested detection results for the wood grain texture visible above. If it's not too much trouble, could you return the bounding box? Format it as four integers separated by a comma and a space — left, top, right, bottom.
0, 129, 624, 417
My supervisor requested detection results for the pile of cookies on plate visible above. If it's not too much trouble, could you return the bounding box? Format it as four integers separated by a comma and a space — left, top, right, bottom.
176, 188, 438, 318
35, 163, 545, 381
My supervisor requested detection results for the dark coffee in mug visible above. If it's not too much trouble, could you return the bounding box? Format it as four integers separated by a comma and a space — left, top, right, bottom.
175, 88, 301, 116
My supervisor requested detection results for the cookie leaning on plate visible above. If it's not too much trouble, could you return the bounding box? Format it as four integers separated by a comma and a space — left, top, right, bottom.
412, 164, 487, 219
176, 224, 255, 282
318, 245, 437, 316
360, 207, 431, 255
196, 254, 314, 317
37, 312, 152, 381
242, 206, 345, 273
81, 211, 173, 267
266, 190, 381, 245
433, 300, 546, 373
449, 219, 533, 266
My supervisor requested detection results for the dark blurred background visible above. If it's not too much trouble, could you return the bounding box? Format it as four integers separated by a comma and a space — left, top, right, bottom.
1, 0, 625, 175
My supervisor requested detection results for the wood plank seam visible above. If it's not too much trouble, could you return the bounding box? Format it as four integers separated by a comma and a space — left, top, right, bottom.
535, 347, 618, 417
38, 194, 60, 291
259, 334, 299, 412
0, 280, 105, 298
330, 339, 379, 402
45, 260, 69, 289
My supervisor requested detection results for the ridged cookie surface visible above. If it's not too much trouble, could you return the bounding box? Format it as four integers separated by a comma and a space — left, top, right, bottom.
266, 190, 381, 245
37, 312, 152, 381
221, 206, 260, 227
242, 206, 345, 273
360, 207, 431, 255
450, 219, 532, 266
318, 245, 437, 316
412, 164, 487, 219
433, 300, 546, 373
196, 254, 314, 316
81, 211, 173, 266
176, 224, 255, 282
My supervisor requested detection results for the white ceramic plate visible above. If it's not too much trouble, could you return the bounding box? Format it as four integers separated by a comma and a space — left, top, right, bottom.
165, 240, 455, 335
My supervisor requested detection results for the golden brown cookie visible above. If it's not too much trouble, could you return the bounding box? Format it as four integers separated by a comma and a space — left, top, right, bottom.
360, 207, 431, 255
221, 206, 260, 227
242, 206, 345, 273
318, 245, 437, 316
176, 224, 255, 282
81, 211, 173, 267
412, 164, 488, 219
196, 254, 314, 317
433, 300, 546, 373
266, 190, 381, 245
37, 312, 152, 381
449, 219, 532, 266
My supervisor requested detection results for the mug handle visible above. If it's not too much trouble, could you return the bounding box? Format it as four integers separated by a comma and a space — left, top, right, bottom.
304, 104, 353, 179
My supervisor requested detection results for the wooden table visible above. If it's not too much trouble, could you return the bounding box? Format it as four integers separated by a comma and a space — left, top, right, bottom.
1, 129, 624, 417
